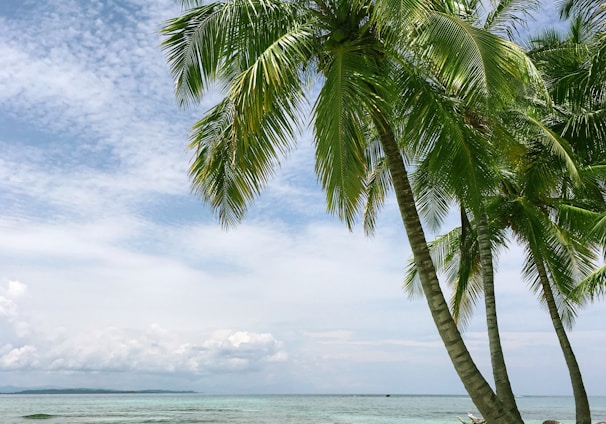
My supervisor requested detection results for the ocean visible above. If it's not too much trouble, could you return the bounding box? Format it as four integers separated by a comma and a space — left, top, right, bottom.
1, 393, 605, 424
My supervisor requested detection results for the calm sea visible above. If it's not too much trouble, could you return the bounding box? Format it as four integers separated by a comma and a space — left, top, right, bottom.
1, 394, 605, 424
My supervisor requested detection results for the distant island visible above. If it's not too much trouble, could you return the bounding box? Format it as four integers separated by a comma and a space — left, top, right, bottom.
6, 388, 196, 395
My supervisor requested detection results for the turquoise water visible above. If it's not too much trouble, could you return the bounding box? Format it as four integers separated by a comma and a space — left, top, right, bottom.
0, 394, 605, 423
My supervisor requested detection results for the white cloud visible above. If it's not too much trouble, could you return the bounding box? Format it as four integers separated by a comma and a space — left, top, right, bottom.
0, 297, 16, 320
0, 345, 38, 369
6, 280, 27, 298
0, 280, 26, 321
0, 319, 286, 376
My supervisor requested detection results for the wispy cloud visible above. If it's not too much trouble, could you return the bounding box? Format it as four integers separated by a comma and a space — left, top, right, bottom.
0, 0, 195, 224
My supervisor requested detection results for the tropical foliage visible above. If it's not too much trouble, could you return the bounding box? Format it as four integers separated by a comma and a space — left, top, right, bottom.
161, 1, 605, 423
404, 3, 606, 423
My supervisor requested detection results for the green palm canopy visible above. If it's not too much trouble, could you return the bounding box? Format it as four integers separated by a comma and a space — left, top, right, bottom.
161, 2, 540, 423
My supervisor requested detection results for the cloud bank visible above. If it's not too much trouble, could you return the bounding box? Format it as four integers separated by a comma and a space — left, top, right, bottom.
1, 281, 286, 378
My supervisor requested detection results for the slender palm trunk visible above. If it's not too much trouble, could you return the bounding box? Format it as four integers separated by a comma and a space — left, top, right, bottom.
376, 120, 518, 424
534, 256, 591, 424
476, 213, 523, 424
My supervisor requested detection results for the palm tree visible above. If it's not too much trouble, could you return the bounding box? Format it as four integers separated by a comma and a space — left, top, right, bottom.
527, 8, 606, 423
375, 2, 543, 419
403, 9, 606, 423
498, 153, 595, 424
160, 1, 537, 422
404, 166, 597, 424
463, 3, 541, 418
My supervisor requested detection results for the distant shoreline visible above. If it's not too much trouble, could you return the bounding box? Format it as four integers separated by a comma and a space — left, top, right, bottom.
3, 389, 197, 395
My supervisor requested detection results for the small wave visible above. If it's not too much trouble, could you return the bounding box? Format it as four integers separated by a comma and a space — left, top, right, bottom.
22, 414, 55, 419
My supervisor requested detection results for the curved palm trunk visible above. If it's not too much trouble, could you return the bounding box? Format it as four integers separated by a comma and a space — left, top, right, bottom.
476, 214, 523, 424
534, 257, 591, 424
376, 120, 518, 424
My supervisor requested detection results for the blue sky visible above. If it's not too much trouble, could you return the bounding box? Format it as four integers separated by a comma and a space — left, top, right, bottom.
1, 0, 605, 395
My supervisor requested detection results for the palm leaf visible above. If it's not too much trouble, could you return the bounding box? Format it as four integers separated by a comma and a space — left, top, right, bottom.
523, 114, 581, 183
484, 0, 541, 40
403, 229, 462, 300
587, 212, 606, 244
403, 224, 487, 330
574, 265, 606, 301
396, 60, 500, 219
373, 0, 430, 36
514, 196, 596, 328
161, 0, 305, 107
313, 45, 389, 228
449, 213, 484, 329
188, 99, 251, 226
362, 140, 392, 236
559, 0, 606, 27
161, 3, 227, 106
169, 1, 317, 226
410, 161, 455, 232
418, 12, 541, 106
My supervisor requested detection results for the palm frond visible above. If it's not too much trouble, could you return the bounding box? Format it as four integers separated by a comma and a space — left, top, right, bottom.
162, 1, 322, 226
410, 161, 455, 232
161, 3, 227, 106
403, 224, 486, 330
419, 12, 541, 106
547, 274, 580, 329
403, 228, 462, 301
526, 27, 567, 52
546, 219, 597, 290
227, 21, 314, 135
484, 0, 541, 41
161, 0, 305, 107
313, 46, 389, 228
363, 140, 392, 236
522, 254, 578, 330
527, 17, 606, 117
574, 264, 606, 301
559, 0, 606, 28
514, 196, 596, 328
558, 202, 601, 234
588, 212, 606, 245
449, 214, 484, 329
188, 98, 252, 226
396, 60, 501, 218
403, 256, 424, 300
562, 109, 606, 163
373, 0, 431, 37
523, 114, 581, 183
